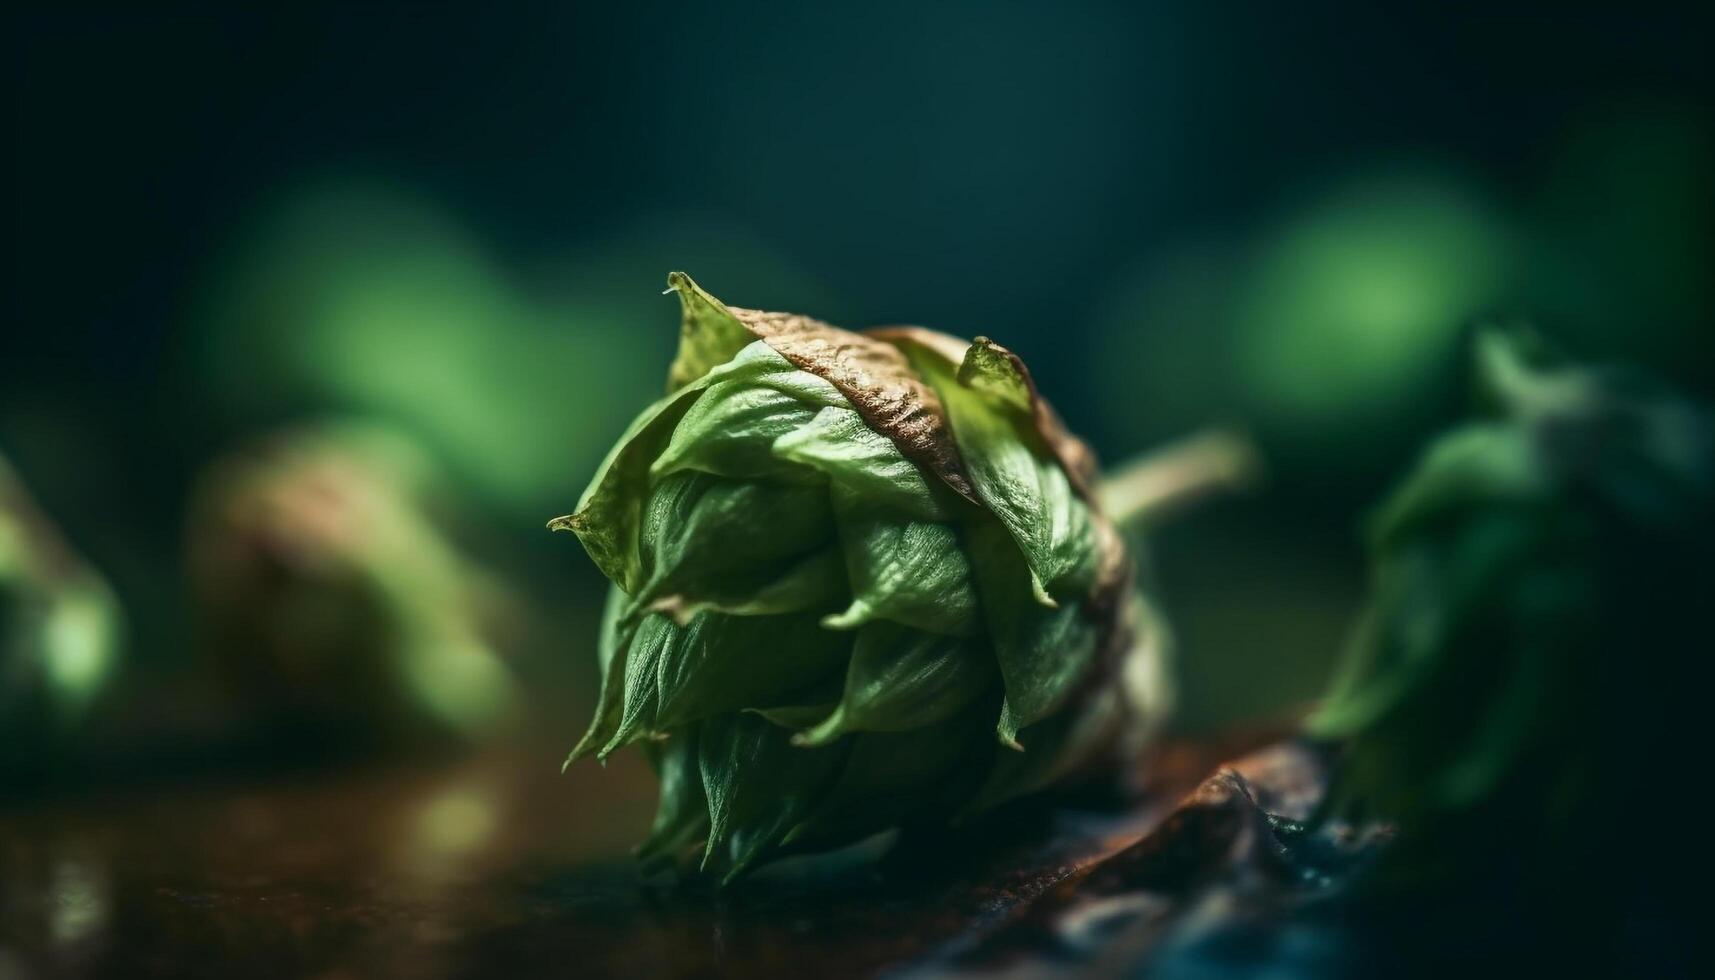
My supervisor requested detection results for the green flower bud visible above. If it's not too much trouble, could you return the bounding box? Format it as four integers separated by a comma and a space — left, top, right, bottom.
553, 274, 1164, 882
1, 453, 122, 777
1308, 331, 1713, 883
188, 425, 520, 746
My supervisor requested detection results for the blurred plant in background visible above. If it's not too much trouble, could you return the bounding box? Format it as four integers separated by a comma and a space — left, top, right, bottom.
1086, 106, 1712, 733
1091, 171, 1516, 466
1, 454, 122, 780
1094, 103, 1713, 475
1231, 178, 1514, 443
193, 180, 831, 520
187, 424, 520, 749
1310, 331, 1713, 899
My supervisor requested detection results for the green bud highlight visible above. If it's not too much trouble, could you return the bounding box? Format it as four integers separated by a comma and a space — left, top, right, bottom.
554, 274, 1162, 882
1, 453, 123, 777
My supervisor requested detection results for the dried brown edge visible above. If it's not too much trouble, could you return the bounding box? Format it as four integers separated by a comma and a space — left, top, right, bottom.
725, 307, 982, 506
866, 326, 1140, 755
738, 312, 1143, 757
863, 326, 1124, 599
865, 327, 1101, 501
673, 297, 1144, 763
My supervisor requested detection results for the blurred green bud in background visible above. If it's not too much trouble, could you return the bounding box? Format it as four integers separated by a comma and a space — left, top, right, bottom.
1, 454, 123, 777
554, 274, 1170, 883
1309, 330, 1713, 888
1091, 172, 1515, 467
1230, 177, 1514, 436
187, 424, 521, 749
194, 181, 829, 519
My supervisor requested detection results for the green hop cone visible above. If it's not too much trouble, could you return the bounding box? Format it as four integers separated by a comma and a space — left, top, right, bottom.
1308, 330, 1713, 885
1, 452, 123, 778
554, 274, 1166, 882
188, 424, 520, 746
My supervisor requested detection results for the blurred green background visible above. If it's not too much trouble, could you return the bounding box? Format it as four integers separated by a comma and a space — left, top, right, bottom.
6, 2, 1711, 772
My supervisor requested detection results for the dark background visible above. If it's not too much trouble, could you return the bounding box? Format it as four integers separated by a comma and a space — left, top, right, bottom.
8, 1, 1713, 735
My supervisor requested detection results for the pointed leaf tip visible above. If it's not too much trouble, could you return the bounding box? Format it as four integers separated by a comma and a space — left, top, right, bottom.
647, 595, 697, 627
664, 271, 755, 392
1028, 573, 1059, 609
820, 601, 872, 631
956, 336, 1034, 415
567, 730, 602, 763
997, 701, 1025, 750
792, 708, 848, 748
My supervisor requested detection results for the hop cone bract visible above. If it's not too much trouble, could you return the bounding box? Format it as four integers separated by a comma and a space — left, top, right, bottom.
554, 274, 1162, 881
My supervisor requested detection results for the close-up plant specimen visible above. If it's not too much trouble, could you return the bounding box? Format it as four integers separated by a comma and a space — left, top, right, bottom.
552, 274, 1176, 882
8, 7, 1714, 977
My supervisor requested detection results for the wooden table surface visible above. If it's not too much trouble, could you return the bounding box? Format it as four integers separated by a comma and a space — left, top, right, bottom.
0, 736, 1259, 980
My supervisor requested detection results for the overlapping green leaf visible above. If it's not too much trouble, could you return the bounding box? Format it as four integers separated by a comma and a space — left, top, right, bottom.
645, 548, 847, 626
559, 341, 807, 590
773, 406, 957, 520
566, 585, 637, 763
698, 711, 850, 882
822, 490, 978, 637
634, 471, 833, 611
893, 341, 1099, 604
601, 610, 852, 756
652, 346, 846, 484
969, 519, 1101, 748
796, 621, 991, 745
637, 733, 709, 873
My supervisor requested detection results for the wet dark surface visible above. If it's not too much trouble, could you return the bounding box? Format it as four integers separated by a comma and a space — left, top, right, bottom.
0, 738, 1261, 980
938, 741, 1362, 978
